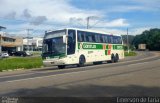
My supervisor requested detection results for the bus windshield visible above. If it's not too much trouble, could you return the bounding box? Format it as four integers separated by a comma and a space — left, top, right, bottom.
43, 37, 66, 55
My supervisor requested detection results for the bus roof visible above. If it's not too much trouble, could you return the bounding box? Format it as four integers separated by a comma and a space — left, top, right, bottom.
45, 28, 122, 36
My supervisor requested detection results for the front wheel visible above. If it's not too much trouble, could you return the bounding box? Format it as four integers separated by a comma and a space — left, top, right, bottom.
77, 55, 85, 67
58, 65, 65, 69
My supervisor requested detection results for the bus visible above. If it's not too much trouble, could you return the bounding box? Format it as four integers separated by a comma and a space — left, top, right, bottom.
42, 28, 124, 69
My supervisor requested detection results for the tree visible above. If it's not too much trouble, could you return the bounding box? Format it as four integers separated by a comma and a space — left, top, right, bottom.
132, 28, 160, 50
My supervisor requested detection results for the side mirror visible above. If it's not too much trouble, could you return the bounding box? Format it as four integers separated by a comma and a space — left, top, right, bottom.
63, 35, 67, 43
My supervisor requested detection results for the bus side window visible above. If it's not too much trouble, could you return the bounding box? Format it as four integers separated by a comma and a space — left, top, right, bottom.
81, 32, 84, 42
95, 34, 98, 43
108, 35, 113, 44
102, 35, 105, 43
118, 37, 122, 44
113, 36, 116, 44
92, 33, 96, 42
100, 35, 103, 43
95, 34, 100, 43
113, 36, 121, 44
110, 35, 114, 44
78, 31, 82, 42
110, 36, 113, 44
104, 35, 108, 43
67, 30, 76, 55
108, 36, 111, 43
82, 32, 87, 42
87, 33, 93, 42
86, 32, 89, 42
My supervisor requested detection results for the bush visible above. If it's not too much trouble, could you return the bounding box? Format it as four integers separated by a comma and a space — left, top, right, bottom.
124, 51, 137, 56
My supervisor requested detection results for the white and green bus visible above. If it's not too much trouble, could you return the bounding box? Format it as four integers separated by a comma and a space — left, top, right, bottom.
42, 28, 124, 69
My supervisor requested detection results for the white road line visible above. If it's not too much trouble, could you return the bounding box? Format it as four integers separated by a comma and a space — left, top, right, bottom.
0, 72, 38, 79
0, 69, 89, 84
127, 62, 149, 66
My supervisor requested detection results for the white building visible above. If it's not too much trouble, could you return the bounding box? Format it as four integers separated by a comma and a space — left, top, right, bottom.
23, 37, 43, 51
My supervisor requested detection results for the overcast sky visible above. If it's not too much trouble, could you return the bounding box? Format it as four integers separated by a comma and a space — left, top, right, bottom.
0, 0, 160, 37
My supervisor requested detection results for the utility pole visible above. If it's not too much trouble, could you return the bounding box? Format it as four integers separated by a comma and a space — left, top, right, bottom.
86, 16, 99, 29
127, 28, 130, 53
26, 29, 33, 51
87, 17, 89, 29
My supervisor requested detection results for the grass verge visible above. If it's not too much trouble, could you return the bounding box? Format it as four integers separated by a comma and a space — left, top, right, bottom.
0, 57, 43, 72
124, 51, 137, 56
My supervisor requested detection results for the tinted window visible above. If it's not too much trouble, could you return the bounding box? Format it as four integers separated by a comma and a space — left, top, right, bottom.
91, 33, 96, 42
95, 34, 101, 43
100, 35, 103, 43
108, 36, 112, 43
104, 35, 108, 43
78, 31, 121, 44
67, 30, 76, 55
78, 31, 86, 42
113, 36, 122, 44
78, 31, 82, 42
82, 32, 86, 42
86, 33, 93, 42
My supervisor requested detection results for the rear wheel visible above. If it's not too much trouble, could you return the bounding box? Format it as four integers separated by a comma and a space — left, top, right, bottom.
111, 55, 115, 63
115, 54, 119, 62
77, 55, 85, 67
58, 65, 65, 69
107, 54, 115, 63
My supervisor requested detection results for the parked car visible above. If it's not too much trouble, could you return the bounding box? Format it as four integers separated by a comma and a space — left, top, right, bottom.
0, 53, 9, 58
8, 51, 16, 56
3, 53, 9, 58
26, 52, 33, 56
13, 51, 32, 57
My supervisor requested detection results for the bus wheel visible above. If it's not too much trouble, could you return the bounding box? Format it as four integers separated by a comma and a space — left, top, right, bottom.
115, 54, 119, 62
58, 65, 65, 69
111, 54, 115, 63
77, 55, 85, 67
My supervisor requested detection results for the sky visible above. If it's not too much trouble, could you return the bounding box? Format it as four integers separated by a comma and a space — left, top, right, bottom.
0, 0, 160, 37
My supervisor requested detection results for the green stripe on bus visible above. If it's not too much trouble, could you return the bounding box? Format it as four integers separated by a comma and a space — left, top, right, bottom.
113, 45, 124, 50
105, 50, 108, 55
78, 42, 123, 50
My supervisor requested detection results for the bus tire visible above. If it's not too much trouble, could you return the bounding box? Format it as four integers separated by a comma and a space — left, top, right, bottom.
58, 65, 65, 69
110, 54, 115, 63
77, 55, 86, 67
115, 53, 119, 62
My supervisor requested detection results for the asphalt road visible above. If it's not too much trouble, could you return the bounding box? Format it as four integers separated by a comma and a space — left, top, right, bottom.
0, 51, 160, 97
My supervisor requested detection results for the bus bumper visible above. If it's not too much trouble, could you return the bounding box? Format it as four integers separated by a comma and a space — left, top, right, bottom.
43, 59, 66, 66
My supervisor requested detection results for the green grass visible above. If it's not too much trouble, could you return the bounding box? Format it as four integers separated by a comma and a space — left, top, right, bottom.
30, 51, 42, 56
124, 51, 137, 56
0, 57, 43, 72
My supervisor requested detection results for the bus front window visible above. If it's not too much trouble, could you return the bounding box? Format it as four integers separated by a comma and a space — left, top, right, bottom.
43, 37, 66, 55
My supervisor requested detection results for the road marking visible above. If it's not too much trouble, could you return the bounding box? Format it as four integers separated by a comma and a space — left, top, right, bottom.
0, 69, 90, 84
0, 72, 39, 79
127, 62, 149, 66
